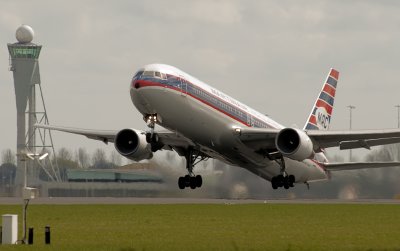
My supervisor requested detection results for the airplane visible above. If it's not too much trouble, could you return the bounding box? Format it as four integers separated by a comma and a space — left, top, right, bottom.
36, 64, 400, 190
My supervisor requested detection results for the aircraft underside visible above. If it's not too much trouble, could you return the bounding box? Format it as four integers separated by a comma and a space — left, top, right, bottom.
131, 86, 328, 190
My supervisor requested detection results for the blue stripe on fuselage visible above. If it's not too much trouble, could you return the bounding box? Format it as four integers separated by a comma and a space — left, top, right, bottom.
136, 75, 275, 129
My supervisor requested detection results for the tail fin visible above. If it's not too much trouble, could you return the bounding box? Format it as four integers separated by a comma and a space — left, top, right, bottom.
304, 68, 339, 130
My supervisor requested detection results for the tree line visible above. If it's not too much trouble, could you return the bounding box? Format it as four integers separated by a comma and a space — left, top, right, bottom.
0, 147, 125, 184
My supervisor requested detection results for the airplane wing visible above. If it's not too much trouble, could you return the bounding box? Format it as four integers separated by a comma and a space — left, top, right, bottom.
236, 127, 400, 152
34, 124, 194, 150
35, 124, 118, 143
322, 162, 400, 171
307, 129, 400, 150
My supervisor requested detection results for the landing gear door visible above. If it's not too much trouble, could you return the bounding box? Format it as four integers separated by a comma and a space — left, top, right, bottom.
179, 75, 187, 97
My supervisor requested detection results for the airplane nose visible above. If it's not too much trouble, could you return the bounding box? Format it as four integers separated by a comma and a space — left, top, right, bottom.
132, 80, 141, 89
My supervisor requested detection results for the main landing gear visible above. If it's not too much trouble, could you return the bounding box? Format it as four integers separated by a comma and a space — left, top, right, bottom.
270, 156, 296, 190
271, 174, 295, 190
178, 149, 207, 190
143, 114, 205, 190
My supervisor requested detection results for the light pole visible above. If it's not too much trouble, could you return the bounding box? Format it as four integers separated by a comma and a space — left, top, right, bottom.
16, 150, 48, 244
347, 105, 356, 161
395, 105, 400, 128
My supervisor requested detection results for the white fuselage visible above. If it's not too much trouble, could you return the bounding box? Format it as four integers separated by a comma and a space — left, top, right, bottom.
130, 64, 328, 184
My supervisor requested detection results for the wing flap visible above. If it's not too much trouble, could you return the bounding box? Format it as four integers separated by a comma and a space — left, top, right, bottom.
324, 162, 400, 171
339, 137, 400, 150
308, 129, 400, 149
235, 127, 279, 150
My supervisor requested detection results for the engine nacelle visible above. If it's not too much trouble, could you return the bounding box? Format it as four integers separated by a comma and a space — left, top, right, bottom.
275, 128, 314, 161
114, 129, 153, 161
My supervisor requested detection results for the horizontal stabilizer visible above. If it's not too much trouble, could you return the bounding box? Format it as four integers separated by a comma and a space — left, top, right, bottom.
323, 162, 400, 171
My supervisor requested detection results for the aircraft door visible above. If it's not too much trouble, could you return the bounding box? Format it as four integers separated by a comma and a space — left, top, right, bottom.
179, 75, 187, 97
247, 114, 253, 127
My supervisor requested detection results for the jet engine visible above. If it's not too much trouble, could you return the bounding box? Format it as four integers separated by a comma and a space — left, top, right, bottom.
114, 129, 153, 161
275, 128, 314, 161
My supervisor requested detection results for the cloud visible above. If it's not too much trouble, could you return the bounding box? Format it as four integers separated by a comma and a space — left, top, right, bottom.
191, 48, 236, 75
139, 0, 243, 25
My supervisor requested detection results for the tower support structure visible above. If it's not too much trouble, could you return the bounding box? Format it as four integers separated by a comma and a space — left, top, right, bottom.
8, 25, 61, 185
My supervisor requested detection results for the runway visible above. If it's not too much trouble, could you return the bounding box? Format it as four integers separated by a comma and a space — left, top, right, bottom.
0, 197, 399, 205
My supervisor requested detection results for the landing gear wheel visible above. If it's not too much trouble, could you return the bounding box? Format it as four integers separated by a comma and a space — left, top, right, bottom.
147, 132, 163, 152
152, 133, 159, 143
195, 175, 203, 188
189, 176, 197, 189
271, 177, 278, 190
277, 174, 284, 187
146, 132, 159, 144
184, 175, 191, 188
146, 133, 151, 143
178, 177, 185, 190
271, 174, 296, 190
283, 176, 290, 189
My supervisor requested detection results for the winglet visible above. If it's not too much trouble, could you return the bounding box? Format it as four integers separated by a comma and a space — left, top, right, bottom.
304, 68, 339, 131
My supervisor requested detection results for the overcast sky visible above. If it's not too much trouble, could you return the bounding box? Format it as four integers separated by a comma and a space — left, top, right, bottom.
1, 0, 400, 158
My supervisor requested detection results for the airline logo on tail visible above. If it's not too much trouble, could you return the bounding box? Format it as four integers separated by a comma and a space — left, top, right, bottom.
305, 68, 339, 131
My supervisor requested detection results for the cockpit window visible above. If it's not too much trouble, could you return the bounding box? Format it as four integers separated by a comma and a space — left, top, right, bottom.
140, 70, 167, 80
142, 71, 154, 77
134, 71, 143, 77
133, 71, 143, 79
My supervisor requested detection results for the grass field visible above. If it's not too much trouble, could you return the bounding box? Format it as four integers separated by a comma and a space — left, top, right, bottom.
0, 203, 399, 250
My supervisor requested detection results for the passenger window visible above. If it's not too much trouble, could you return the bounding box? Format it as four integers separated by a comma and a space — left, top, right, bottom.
155, 72, 161, 78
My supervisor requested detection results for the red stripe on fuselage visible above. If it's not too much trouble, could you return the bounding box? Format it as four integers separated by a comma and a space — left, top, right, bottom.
310, 159, 328, 173
188, 91, 250, 127
135, 80, 181, 92
134, 80, 251, 127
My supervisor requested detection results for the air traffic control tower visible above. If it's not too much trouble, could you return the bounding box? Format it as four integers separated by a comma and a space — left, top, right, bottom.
8, 25, 61, 185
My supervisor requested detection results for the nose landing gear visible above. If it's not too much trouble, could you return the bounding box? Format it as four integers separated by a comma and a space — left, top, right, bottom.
144, 114, 163, 152
145, 114, 157, 136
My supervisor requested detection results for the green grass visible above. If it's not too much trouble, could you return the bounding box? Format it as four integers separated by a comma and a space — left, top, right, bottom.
0, 203, 399, 250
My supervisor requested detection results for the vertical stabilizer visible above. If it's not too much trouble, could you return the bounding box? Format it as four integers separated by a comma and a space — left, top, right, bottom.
304, 68, 339, 130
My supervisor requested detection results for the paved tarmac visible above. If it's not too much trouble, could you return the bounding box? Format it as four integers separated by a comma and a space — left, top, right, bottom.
0, 197, 399, 205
